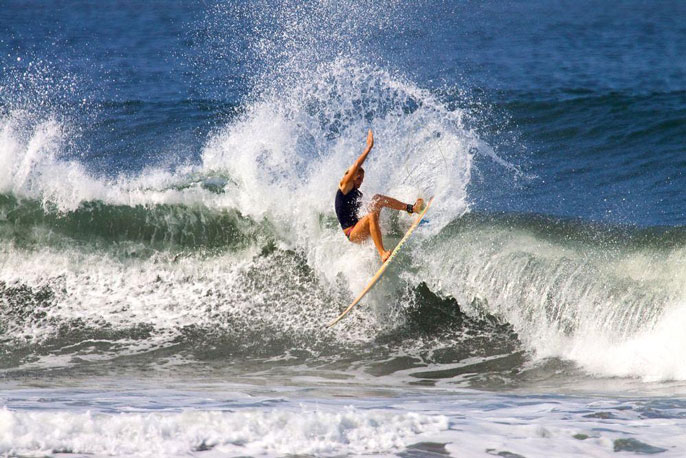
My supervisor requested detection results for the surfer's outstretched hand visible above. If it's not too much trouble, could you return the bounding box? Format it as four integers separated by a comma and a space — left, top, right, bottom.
366, 129, 374, 151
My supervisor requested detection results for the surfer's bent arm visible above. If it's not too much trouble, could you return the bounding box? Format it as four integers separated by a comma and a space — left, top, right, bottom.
339, 129, 374, 193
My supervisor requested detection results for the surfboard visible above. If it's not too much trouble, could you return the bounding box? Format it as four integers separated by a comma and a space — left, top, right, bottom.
326, 196, 435, 327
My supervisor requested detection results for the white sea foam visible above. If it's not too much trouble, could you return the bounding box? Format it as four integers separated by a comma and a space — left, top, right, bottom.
562, 300, 686, 381
0, 234, 388, 363
1, 58, 474, 226
0, 406, 448, 457
2, 391, 686, 457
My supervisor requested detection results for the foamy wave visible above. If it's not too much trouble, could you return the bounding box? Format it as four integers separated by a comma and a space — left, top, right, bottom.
0, 112, 88, 209
0, 407, 448, 456
415, 216, 686, 382
563, 301, 686, 381
0, 110, 236, 212
0, 55, 483, 364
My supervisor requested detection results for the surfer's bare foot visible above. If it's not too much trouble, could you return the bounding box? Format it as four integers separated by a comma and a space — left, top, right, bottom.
413, 198, 425, 214
380, 250, 392, 263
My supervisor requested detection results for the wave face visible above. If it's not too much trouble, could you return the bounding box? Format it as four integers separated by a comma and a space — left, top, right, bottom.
1, 0, 685, 392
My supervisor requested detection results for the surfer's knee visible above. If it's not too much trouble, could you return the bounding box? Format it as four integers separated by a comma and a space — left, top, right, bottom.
366, 208, 381, 225
371, 194, 385, 213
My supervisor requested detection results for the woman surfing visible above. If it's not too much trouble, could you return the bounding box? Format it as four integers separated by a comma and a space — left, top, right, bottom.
334, 129, 424, 263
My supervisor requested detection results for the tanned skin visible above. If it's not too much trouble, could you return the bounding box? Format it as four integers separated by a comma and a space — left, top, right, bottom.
339, 129, 424, 262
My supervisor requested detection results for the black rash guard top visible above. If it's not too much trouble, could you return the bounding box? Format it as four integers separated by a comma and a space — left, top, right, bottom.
335, 188, 362, 230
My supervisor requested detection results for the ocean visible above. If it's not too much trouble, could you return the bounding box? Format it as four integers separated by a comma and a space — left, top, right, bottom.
1, 0, 685, 456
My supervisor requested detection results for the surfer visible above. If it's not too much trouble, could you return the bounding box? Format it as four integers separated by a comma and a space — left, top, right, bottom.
335, 129, 424, 263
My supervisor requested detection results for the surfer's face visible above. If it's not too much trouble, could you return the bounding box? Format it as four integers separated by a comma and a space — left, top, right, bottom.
353, 169, 364, 187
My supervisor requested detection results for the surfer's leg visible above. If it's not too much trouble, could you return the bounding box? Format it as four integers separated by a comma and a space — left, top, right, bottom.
348, 215, 371, 243
371, 194, 424, 214
370, 194, 407, 213
369, 211, 392, 262
349, 212, 391, 262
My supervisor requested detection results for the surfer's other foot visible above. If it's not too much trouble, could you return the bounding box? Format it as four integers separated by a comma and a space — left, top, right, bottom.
381, 250, 392, 263
413, 198, 425, 213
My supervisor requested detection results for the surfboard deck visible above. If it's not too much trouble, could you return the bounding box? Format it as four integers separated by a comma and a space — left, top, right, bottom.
326, 196, 435, 328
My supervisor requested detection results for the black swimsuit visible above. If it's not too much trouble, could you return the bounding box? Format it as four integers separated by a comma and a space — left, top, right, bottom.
335, 188, 362, 233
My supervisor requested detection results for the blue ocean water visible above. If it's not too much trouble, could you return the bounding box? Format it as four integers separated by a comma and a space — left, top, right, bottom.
1, 0, 686, 456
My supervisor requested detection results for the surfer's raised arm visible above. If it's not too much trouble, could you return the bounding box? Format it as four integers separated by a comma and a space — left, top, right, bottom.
334, 128, 426, 265
339, 129, 373, 193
